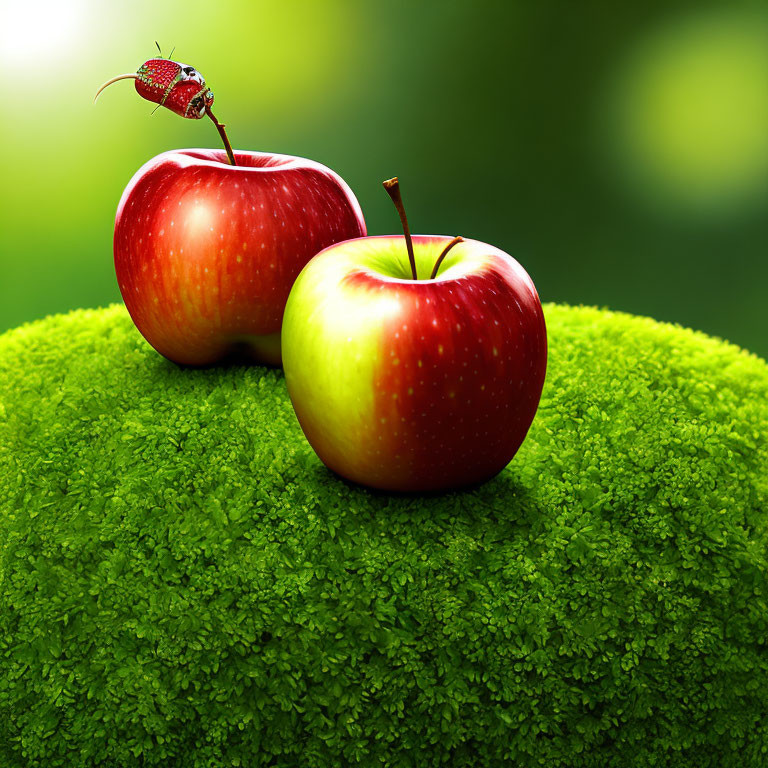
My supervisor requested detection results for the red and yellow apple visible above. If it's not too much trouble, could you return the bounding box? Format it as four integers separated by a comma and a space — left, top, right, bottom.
114, 148, 366, 365
281, 233, 548, 492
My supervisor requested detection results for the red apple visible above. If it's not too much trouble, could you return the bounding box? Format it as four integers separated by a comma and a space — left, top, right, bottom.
281, 231, 548, 492
113, 148, 366, 365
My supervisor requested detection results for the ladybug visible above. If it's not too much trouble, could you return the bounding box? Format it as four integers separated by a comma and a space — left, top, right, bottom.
95, 55, 214, 119
94, 44, 236, 165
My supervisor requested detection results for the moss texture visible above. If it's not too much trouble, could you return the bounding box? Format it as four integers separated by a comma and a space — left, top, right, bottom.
1, 302, 767, 768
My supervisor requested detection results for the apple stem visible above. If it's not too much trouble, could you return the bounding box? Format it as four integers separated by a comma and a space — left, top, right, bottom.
383, 177, 417, 280
206, 108, 237, 166
429, 236, 464, 280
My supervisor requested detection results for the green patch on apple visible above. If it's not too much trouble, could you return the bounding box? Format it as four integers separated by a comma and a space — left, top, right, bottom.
1, 302, 766, 767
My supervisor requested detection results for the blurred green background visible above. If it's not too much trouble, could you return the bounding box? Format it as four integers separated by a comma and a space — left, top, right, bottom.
1, 0, 766, 357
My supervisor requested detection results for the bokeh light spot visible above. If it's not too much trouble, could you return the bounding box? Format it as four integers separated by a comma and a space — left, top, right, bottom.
0, 0, 87, 69
606, 9, 768, 216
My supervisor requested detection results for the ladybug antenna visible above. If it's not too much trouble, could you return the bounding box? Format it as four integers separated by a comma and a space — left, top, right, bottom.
154, 42, 175, 60
94, 74, 139, 103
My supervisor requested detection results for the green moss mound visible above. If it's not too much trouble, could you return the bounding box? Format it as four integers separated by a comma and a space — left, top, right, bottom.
1, 303, 767, 768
